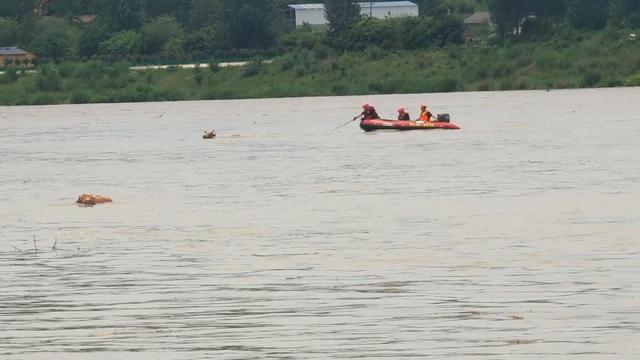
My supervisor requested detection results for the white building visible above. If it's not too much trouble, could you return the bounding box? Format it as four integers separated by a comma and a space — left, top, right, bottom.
286, 1, 419, 28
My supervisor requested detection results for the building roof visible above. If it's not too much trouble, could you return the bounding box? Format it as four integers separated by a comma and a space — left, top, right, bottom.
289, 1, 417, 10
288, 3, 324, 10
359, 1, 417, 7
74, 15, 97, 24
464, 12, 491, 25
0, 47, 30, 56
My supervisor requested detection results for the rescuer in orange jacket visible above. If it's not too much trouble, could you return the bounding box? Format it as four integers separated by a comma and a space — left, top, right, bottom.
418, 104, 433, 122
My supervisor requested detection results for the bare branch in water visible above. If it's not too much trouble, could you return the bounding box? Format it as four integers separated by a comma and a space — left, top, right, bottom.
33, 235, 38, 255
52, 237, 58, 251
11, 245, 24, 252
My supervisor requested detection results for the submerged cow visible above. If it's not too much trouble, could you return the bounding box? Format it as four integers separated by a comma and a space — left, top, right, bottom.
76, 194, 113, 206
203, 130, 216, 139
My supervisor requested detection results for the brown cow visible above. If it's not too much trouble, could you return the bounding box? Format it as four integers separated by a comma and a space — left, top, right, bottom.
77, 194, 113, 206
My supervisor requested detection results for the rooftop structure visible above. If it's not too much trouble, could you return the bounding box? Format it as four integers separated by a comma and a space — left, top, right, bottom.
0, 47, 30, 56
0, 47, 36, 67
286, 1, 419, 28
464, 12, 491, 25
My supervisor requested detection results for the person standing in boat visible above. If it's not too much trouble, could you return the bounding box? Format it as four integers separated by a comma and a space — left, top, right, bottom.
418, 104, 433, 122
397, 107, 410, 121
359, 104, 379, 120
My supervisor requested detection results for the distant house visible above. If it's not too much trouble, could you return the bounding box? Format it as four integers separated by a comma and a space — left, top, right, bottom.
463, 12, 491, 42
464, 12, 491, 26
74, 15, 96, 24
286, 1, 419, 28
0, 47, 36, 67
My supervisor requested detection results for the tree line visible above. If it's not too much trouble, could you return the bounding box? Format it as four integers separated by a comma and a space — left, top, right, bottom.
0, 0, 481, 64
1, 0, 638, 65
489, 0, 640, 38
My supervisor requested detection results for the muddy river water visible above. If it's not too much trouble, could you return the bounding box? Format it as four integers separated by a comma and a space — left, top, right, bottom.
1, 88, 639, 359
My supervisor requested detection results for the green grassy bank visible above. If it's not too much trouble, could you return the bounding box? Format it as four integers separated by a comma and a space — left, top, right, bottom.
1, 30, 639, 106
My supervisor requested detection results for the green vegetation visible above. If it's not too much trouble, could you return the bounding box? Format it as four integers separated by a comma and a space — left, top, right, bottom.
0, 0, 639, 105
0, 0, 477, 64
1, 29, 638, 106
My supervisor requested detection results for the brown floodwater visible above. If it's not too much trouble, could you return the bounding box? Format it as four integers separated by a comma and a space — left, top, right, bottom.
1, 88, 639, 359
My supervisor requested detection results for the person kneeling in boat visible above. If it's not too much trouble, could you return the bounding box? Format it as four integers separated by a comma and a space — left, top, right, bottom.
397, 107, 410, 121
418, 104, 434, 122
359, 104, 379, 120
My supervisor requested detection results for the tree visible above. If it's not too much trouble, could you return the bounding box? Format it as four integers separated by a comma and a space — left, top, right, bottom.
526, 0, 566, 19
77, 20, 110, 58
489, 0, 528, 37
0, 0, 34, 18
47, 0, 89, 15
142, 0, 192, 24
190, 0, 216, 29
325, 0, 361, 39
191, 0, 278, 49
430, 15, 464, 46
27, 17, 79, 60
566, 0, 610, 30
140, 16, 183, 55
221, 0, 278, 49
610, 0, 640, 27
105, 0, 143, 31
414, 0, 478, 17
0, 17, 18, 45
519, 0, 566, 37
36, 64, 62, 92
100, 31, 141, 58
414, 0, 441, 16
182, 25, 224, 57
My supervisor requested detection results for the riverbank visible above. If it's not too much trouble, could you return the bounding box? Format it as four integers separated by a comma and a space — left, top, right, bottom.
0, 30, 638, 106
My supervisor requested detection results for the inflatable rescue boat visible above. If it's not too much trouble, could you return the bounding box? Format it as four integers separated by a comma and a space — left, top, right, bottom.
360, 118, 460, 132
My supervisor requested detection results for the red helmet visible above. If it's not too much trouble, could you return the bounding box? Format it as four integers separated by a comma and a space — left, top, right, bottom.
397, 107, 405, 113
362, 103, 370, 110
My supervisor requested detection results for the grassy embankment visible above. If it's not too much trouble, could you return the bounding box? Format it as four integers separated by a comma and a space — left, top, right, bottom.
0, 30, 639, 106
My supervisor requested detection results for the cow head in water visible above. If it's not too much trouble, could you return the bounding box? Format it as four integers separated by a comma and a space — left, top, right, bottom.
203, 130, 216, 139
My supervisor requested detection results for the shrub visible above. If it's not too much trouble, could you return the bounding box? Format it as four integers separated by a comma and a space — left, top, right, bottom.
35, 65, 62, 92
331, 83, 348, 95
241, 58, 263, 78
74, 60, 107, 81
31, 93, 52, 105
100, 31, 141, 58
2, 67, 19, 83
69, 92, 91, 104
624, 73, 640, 86
434, 77, 461, 92
279, 53, 296, 71
276, 24, 325, 52
57, 62, 75, 78
208, 62, 221, 73
141, 16, 183, 55
193, 65, 203, 85
581, 70, 602, 87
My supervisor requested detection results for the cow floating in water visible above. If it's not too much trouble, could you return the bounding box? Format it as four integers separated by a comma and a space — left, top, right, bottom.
76, 194, 112, 206
203, 130, 216, 139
